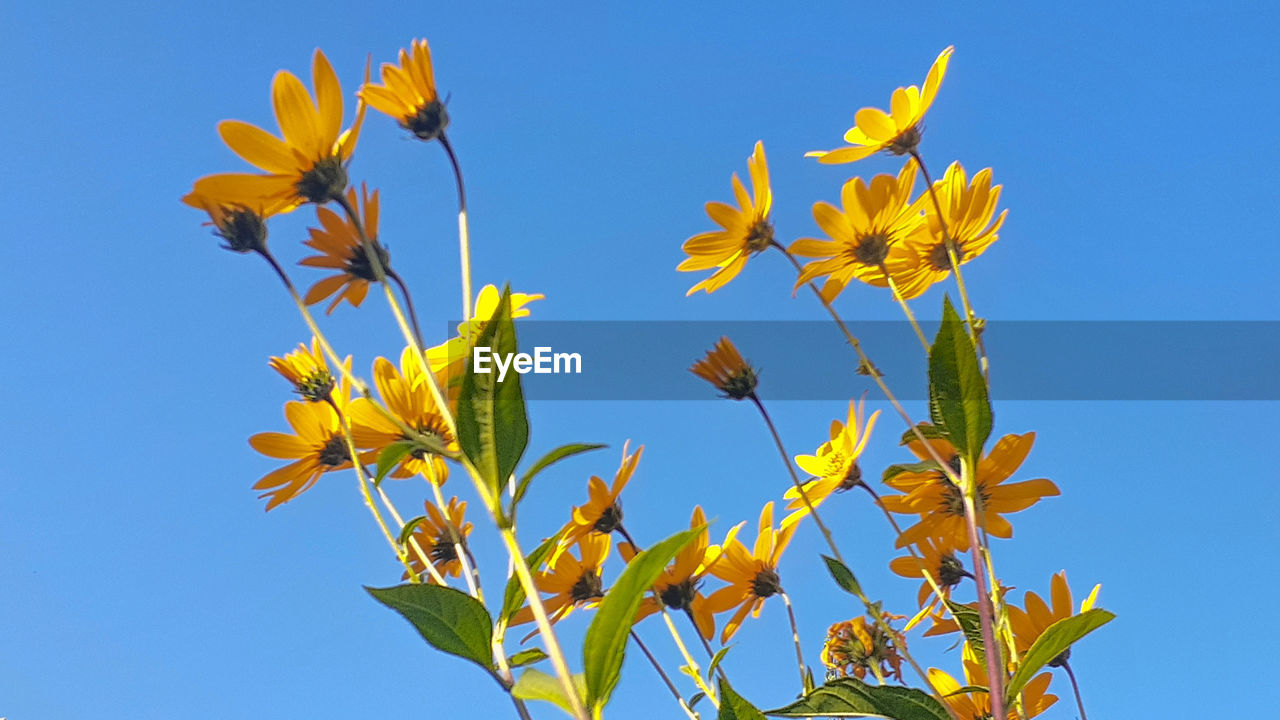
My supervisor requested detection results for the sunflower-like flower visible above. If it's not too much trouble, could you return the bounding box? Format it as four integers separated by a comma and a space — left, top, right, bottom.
1007, 571, 1100, 661
704, 502, 797, 643
403, 496, 473, 583
789, 162, 931, 302
186, 49, 366, 210
183, 192, 282, 254
300, 184, 388, 313
883, 430, 1060, 550
510, 533, 611, 630
930, 644, 1057, 720
555, 443, 643, 557
690, 337, 758, 400
889, 535, 970, 626
821, 615, 905, 682
807, 47, 953, 164
269, 337, 335, 402
360, 39, 449, 142
897, 162, 1007, 297
619, 506, 738, 640
248, 381, 374, 511
782, 398, 881, 527
678, 141, 773, 295
349, 347, 455, 484
426, 284, 544, 396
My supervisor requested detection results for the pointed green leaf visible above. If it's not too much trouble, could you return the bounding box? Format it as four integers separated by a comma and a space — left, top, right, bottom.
457, 286, 529, 500
583, 527, 701, 714
374, 440, 415, 486
1004, 608, 1114, 704
765, 676, 950, 719
882, 461, 941, 484
499, 531, 564, 627
821, 555, 863, 598
508, 648, 550, 668
719, 678, 768, 720
943, 600, 985, 664
512, 668, 587, 717
898, 423, 950, 447
514, 442, 607, 508
927, 296, 992, 462
366, 584, 494, 672
689, 691, 707, 709
706, 645, 732, 681
397, 515, 427, 545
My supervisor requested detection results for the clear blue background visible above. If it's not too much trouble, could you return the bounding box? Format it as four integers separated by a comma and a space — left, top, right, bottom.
2, 2, 1276, 718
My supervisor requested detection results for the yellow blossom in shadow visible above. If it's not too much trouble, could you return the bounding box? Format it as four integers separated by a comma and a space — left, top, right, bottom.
678, 141, 773, 295
690, 337, 758, 400
182, 191, 284, 254
930, 644, 1057, 719
403, 496, 473, 583
889, 535, 970, 623
269, 337, 335, 402
554, 443, 643, 558
704, 502, 796, 643
782, 397, 881, 527
360, 39, 449, 141
510, 533, 611, 632
300, 184, 386, 313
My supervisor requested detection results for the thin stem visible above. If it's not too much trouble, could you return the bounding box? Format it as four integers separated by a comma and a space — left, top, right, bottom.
616, 524, 641, 554
440, 133, 473, 325
660, 609, 719, 710
859, 484, 951, 609
372, 481, 450, 587
687, 609, 720, 664
1062, 659, 1089, 720
387, 268, 425, 348
882, 269, 930, 353
507, 696, 535, 720
632, 630, 699, 720
780, 591, 807, 689
428, 477, 484, 601
959, 458, 1007, 720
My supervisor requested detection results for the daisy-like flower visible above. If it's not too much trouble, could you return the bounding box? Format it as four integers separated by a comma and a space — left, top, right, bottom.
269, 337, 335, 402
187, 49, 366, 210
782, 398, 881, 527
789, 161, 932, 302
403, 496, 473, 583
619, 506, 738, 640
510, 533, 610, 630
883, 431, 1061, 551
897, 162, 1008, 296
690, 337, 758, 400
426, 284, 544, 394
248, 382, 375, 511
821, 615, 905, 682
300, 184, 388, 313
678, 141, 773, 295
889, 536, 970, 626
807, 47, 954, 164
183, 191, 281, 254
360, 39, 449, 142
1007, 571, 1101, 661
555, 443, 643, 557
930, 645, 1057, 720
349, 346, 455, 484
704, 502, 797, 643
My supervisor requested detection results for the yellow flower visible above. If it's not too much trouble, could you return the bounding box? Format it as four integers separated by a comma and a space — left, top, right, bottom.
510, 533, 611, 630
888, 535, 970, 622
182, 192, 282, 254
882, 430, 1061, 550
187, 49, 366, 210
360, 39, 449, 141
789, 161, 931, 302
404, 496, 473, 582
555, 443, 643, 556
704, 502, 796, 643
678, 141, 773, 295
426, 284, 544, 395
897, 162, 1007, 296
1007, 571, 1100, 659
690, 337, 758, 400
807, 47, 953, 164
619, 506, 737, 640
930, 645, 1058, 719
782, 398, 881, 527
300, 184, 386, 313
269, 337, 335, 402
349, 347, 455, 484
821, 615, 905, 682
247, 381, 374, 511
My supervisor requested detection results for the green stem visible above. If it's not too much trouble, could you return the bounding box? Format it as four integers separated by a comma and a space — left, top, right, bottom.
440, 133, 474, 326
632, 630, 699, 720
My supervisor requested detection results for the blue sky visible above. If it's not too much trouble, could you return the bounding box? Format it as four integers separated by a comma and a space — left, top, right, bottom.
3, 2, 1278, 718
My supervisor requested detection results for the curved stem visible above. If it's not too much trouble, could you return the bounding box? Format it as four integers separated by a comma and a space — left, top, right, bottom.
780, 591, 807, 689
1062, 659, 1089, 720
387, 269, 425, 348
660, 609, 719, 710
440, 133, 474, 325
632, 630, 699, 720
859, 484, 951, 610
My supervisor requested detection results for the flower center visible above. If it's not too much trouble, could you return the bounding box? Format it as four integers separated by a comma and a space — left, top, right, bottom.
408, 417, 453, 459
295, 371, 336, 403
744, 219, 775, 253
318, 435, 351, 467
938, 553, 966, 587
431, 537, 459, 564
887, 125, 922, 156
296, 156, 349, 204
927, 240, 962, 272
571, 570, 604, 602
593, 503, 624, 534
837, 461, 864, 492
345, 241, 392, 282
659, 578, 699, 611
849, 232, 891, 266
751, 568, 782, 598
405, 100, 450, 142
215, 207, 268, 254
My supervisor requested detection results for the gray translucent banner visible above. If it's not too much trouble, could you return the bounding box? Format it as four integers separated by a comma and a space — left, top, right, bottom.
445, 321, 1280, 400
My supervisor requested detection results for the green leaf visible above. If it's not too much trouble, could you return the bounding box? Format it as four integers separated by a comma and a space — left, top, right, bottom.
943, 600, 985, 664
927, 296, 992, 462
366, 584, 494, 672
898, 423, 949, 447
499, 531, 564, 627
374, 440, 415, 486
706, 645, 731, 681
508, 648, 550, 668
513, 443, 607, 508
512, 668, 587, 717
719, 678, 768, 720
1004, 608, 1115, 704
882, 461, 941, 484
583, 527, 701, 714
689, 692, 707, 709
397, 516, 427, 545
821, 555, 863, 598
456, 286, 529, 500
765, 677, 951, 719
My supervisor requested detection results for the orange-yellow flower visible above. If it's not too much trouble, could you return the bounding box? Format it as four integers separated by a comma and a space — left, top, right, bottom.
360, 39, 449, 141
186, 49, 366, 211
789, 162, 931, 302
349, 347, 455, 484
888, 535, 970, 621
404, 496, 473, 582
300, 184, 386, 313
269, 337, 335, 402
690, 337, 758, 400
821, 615, 905, 682
510, 533, 611, 630
556, 443, 643, 556
1007, 571, 1100, 658
783, 397, 880, 527
807, 47, 953, 164
182, 191, 283, 254
930, 644, 1057, 719
704, 502, 796, 643
897, 162, 1007, 297
678, 141, 773, 295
